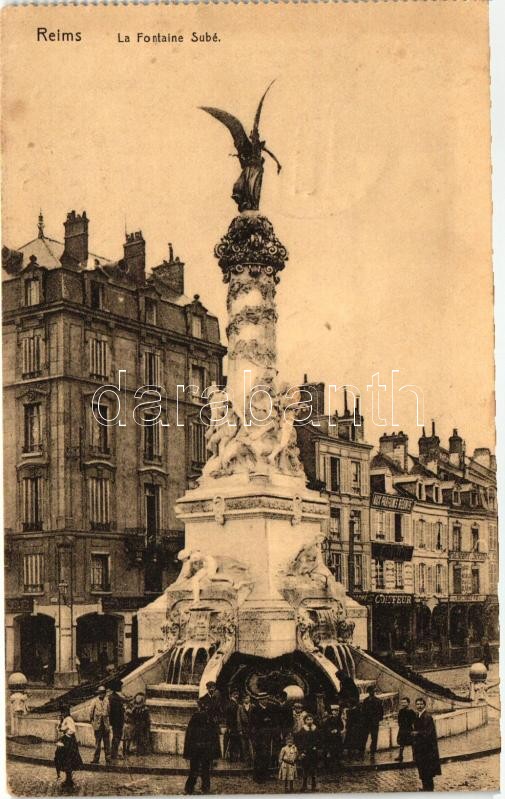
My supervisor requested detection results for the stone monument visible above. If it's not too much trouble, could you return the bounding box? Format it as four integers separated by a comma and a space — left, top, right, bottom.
138, 88, 367, 699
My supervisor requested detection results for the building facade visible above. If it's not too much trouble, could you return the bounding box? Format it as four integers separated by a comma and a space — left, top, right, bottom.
3, 211, 225, 686
369, 425, 498, 667
296, 380, 373, 600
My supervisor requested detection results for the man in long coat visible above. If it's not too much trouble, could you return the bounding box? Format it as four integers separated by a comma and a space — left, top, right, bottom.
183, 699, 221, 795
411, 698, 442, 791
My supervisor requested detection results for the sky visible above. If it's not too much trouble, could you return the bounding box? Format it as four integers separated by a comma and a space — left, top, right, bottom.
1, 0, 495, 455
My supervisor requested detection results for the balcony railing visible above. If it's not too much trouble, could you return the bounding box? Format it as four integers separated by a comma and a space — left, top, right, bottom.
89, 445, 111, 457
22, 521, 43, 532
90, 521, 112, 532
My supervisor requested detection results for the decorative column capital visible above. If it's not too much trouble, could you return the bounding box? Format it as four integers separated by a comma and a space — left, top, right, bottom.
215, 213, 288, 283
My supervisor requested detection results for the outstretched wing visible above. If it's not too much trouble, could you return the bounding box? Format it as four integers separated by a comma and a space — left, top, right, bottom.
200, 107, 252, 158
252, 80, 276, 138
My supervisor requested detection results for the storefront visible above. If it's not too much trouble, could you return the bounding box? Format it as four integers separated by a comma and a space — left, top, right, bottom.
352, 590, 415, 660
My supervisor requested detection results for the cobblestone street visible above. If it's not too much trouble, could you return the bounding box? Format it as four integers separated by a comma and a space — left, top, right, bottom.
6, 755, 500, 796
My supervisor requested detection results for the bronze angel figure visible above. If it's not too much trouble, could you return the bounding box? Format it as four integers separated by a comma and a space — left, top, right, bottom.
200, 81, 281, 213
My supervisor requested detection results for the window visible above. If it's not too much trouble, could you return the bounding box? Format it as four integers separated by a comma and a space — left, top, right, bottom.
489, 489, 496, 511
418, 563, 426, 594
329, 507, 341, 537
24, 276, 40, 306
145, 298, 157, 326
22, 476, 43, 531
471, 526, 479, 552
190, 365, 206, 400
470, 491, 478, 507
417, 519, 426, 548
453, 564, 462, 594
144, 351, 161, 385
433, 485, 441, 503
353, 554, 363, 590
350, 510, 361, 541
394, 513, 403, 543
489, 524, 498, 552
471, 567, 480, 594
22, 335, 41, 378
453, 488, 461, 505
351, 461, 361, 494
91, 401, 109, 454
89, 338, 108, 379
489, 559, 498, 592
329, 552, 343, 583
91, 554, 110, 592
436, 563, 444, 593
88, 476, 110, 530
23, 403, 41, 452
374, 559, 385, 589
23, 553, 44, 593
417, 482, 425, 501
144, 412, 160, 461
145, 484, 161, 545
191, 419, 207, 467
375, 511, 386, 540
395, 561, 404, 589
452, 523, 462, 552
329, 457, 340, 492
436, 522, 444, 550
191, 316, 203, 338
90, 281, 103, 310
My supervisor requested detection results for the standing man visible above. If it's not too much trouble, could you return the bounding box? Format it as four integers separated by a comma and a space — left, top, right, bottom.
251, 695, 275, 783
411, 697, 442, 791
224, 688, 242, 761
205, 681, 223, 728
89, 685, 111, 764
395, 696, 416, 763
183, 698, 221, 795
360, 685, 383, 761
295, 711, 320, 792
109, 680, 125, 761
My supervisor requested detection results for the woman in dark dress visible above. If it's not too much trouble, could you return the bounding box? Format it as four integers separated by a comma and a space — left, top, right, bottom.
132, 693, 152, 755
54, 705, 83, 789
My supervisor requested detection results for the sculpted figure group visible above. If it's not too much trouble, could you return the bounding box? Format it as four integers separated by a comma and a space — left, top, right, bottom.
201, 383, 305, 481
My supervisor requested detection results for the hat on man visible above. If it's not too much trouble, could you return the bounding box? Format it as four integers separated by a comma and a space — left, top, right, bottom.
97, 685, 106, 693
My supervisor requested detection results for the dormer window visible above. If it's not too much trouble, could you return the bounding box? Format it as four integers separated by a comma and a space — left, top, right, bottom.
470, 491, 478, 507
90, 281, 103, 311
417, 482, 425, 501
25, 276, 40, 306
433, 485, 441, 504
145, 298, 157, 326
191, 316, 203, 339
453, 488, 461, 505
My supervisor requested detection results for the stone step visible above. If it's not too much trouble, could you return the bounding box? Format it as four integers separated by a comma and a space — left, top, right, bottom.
147, 683, 199, 701
146, 696, 198, 726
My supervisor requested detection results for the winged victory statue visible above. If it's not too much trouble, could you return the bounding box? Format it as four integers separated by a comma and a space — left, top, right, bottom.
200, 81, 282, 213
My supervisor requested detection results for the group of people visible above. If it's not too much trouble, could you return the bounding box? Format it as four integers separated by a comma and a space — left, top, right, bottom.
183, 675, 442, 794
53, 680, 152, 789
51, 671, 442, 793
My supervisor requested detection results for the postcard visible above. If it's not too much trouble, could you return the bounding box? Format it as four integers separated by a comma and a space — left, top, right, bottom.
1, 0, 499, 795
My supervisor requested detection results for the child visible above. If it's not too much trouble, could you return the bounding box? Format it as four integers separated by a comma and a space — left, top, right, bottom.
278, 733, 298, 793
122, 702, 135, 757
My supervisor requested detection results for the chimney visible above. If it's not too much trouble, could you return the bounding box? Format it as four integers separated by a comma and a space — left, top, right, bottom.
379, 431, 408, 472
418, 418, 440, 465
62, 210, 89, 266
123, 231, 146, 285
449, 428, 464, 455
151, 242, 185, 295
